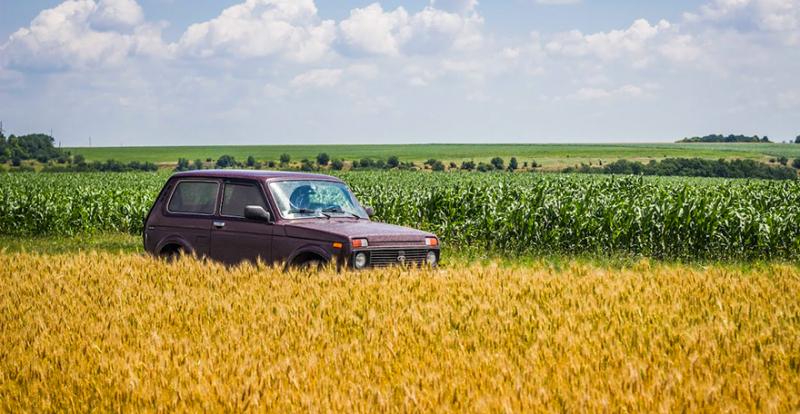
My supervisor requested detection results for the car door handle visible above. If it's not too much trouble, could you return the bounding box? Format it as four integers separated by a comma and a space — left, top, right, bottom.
213, 221, 226, 228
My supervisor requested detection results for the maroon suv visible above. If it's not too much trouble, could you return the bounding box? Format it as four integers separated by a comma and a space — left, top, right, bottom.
144, 170, 440, 269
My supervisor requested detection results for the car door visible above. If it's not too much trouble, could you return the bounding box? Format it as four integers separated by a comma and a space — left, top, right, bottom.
159, 179, 220, 257
209, 179, 273, 265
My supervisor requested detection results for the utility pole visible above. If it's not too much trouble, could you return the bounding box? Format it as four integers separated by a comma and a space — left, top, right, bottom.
0, 120, 4, 137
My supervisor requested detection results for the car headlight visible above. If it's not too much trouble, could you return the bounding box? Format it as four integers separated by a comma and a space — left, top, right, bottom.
425, 237, 439, 247
352, 238, 369, 248
426, 251, 438, 266
354, 252, 368, 269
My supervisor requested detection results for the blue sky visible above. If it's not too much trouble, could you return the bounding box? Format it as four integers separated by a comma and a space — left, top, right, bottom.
0, 0, 798, 146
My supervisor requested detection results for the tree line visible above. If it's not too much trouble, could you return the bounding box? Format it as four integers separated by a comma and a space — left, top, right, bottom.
564, 158, 799, 180
1, 133, 157, 172
677, 134, 772, 143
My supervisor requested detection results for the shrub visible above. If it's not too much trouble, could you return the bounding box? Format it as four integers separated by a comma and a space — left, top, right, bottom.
215, 155, 237, 169
387, 156, 400, 168
508, 157, 518, 171
175, 158, 190, 172
490, 157, 504, 170
316, 153, 330, 166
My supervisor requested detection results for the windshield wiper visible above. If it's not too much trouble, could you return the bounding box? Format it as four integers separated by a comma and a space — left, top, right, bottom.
322, 207, 360, 219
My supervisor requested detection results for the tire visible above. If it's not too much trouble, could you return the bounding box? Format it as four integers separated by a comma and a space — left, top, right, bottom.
161, 246, 184, 262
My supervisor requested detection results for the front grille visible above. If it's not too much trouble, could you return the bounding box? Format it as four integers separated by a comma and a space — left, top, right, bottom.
368, 249, 429, 267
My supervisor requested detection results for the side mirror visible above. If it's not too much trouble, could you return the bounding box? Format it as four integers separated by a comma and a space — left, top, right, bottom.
364, 206, 375, 217
244, 205, 272, 222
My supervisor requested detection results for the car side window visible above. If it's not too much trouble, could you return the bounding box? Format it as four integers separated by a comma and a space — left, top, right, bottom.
167, 181, 218, 214
221, 182, 267, 217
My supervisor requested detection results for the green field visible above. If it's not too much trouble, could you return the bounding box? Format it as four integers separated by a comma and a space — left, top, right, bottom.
66, 143, 800, 168
3, 171, 799, 261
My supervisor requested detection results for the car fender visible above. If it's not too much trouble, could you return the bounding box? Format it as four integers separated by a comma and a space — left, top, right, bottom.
287, 243, 333, 264
154, 234, 195, 257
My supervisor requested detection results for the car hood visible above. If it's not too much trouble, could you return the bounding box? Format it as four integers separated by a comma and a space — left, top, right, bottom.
285, 219, 435, 246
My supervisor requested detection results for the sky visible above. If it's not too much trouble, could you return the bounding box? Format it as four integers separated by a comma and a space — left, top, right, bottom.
0, 0, 798, 147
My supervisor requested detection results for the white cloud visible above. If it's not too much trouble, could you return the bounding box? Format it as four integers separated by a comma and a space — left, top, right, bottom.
338, 4, 411, 56
546, 19, 672, 61
338, 2, 483, 56
290, 68, 343, 89
0, 0, 163, 70
91, 0, 144, 31
685, 0, 800, 43
430, 0, 478, 14
177, 0, 336, 62
568, 84, 649, 101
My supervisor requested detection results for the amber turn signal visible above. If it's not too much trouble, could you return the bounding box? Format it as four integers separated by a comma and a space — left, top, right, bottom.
332, 242, 343, 249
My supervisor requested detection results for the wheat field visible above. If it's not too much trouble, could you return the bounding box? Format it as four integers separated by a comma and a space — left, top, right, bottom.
1, 253, 799, 412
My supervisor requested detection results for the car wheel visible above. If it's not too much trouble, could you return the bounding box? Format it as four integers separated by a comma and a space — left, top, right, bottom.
162, 246, 184, 262
298, 259, 325, 271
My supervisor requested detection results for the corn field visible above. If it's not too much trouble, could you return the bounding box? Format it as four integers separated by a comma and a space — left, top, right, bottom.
1, 252, 798, 412
1, 171, 800, 260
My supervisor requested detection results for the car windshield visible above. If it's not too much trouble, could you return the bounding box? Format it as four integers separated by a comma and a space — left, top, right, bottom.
269, 180, 368, 219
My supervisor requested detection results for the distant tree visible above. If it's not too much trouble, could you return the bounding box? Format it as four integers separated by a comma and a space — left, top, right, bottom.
267, 160, 276, 168
449, 161, 458, 169
795, 135, 800, 144
206, 157, 213, 162
530, 160, 539, 168
678, 134, 770, 144
316, 153, 330, 166
331, 159, 344, 170
490, 157, 504, 170
424, 158, 438, 167
279, 153, 291, 165
778, 156, 789, 166
216, 155, 236, 168
387, 155, 400, 168
432, 160, 445, 171
300, 159, 314, 171
461, 160, 475, 171
359, 158, 373, 168
792, 158, 800, 169
508, 157, 518, 171
73, 154, 86, 165
476, 162, 492, 172
193, 159, 204, 170
175, 158, 190, 171
246, 155, 256, 167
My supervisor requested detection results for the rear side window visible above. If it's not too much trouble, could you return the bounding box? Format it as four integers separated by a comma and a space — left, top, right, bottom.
168, 181, 218, 214
221, 182, 267, 217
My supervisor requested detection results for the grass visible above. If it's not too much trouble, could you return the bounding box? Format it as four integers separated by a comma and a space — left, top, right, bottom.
1, 252, 798, 411
0, 233, 143, 255
65, 143, 800, 168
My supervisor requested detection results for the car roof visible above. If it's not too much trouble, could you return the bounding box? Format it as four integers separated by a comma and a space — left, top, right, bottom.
171, 169, 343, 182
